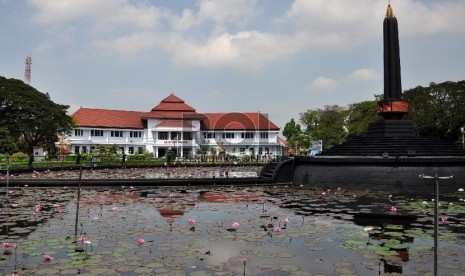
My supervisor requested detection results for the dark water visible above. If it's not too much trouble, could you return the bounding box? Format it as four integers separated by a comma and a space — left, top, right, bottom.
1, 184, 465, 275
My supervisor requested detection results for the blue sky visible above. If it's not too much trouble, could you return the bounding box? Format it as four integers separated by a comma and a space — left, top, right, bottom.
1, 0, 464, 130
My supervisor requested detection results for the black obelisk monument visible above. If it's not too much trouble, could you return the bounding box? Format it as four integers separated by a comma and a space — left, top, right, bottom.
377, 4, 409, 120
383, 4, 402, 100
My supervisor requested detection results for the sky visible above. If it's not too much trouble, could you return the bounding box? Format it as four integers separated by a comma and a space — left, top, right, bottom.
1, 0, 464, 131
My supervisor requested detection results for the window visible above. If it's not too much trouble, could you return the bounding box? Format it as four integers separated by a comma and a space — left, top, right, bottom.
74, 129, 83, 136
91, 130, 104, 137
240, 148, 245, 154
90, 146, 95, 152
74, 146, 80, 154
265, 147, 269, 154
260, 132, 269, 139
183, 132, 192, 140
138, 147, 144, 154
129, 147, 134, 154
241, 132, 254, 139
130, 131, 142, 138
222, 133, 234, 139
204, 133, 215, 138
158, 132, 168, 140
171, 132, 180, 140
82, 146, 87, 153
111, 131, 124, 137
259, 148, 263, 155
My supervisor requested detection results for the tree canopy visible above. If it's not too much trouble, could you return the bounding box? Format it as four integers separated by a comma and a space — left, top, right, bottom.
300, 105, 348, 150
0, 76, 74, 161
285, 80, 465, 153
403, 80, 465, 141
282, 118, 304, 154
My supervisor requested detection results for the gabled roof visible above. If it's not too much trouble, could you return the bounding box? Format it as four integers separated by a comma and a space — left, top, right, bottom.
156, 120, 193, 128
72, 108, 145, 129
202, 112, 279, 131
71, 94, 280, 132
144, 93, 205, 120
151, 93, 196, 112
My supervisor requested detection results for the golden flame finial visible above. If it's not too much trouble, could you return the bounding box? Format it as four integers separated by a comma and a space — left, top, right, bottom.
386, 3, 394, 18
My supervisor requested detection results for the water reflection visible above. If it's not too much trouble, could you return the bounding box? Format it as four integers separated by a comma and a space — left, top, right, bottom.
0, 185, 465, 275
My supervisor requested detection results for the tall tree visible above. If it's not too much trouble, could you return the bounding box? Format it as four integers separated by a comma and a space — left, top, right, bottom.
300, 105, 347, 150
346, 100, 380, 138
282, 118, 304, 154
0, 76, 74, 165
0, 127, 18, 154
403, 80, 465, 141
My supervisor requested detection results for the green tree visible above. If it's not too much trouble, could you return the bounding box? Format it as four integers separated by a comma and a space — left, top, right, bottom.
300, 105, 347, 150
0, 127, 18, 154
282, 118, 304, 154
346, 100, 380, 138
403, 80, 465, 141
0, 76, 74, 166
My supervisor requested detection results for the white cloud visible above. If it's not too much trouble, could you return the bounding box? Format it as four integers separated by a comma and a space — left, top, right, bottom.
346, 68, 379, 82
27, 0, 465, 71
93, 32, 162, 56
308, 76, 339, 92
197, 0, 258, 26
36, 41, 53, 52
28, 0, 122, 24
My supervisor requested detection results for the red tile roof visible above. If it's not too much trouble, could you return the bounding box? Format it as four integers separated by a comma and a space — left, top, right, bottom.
71, 94, 280, 131
144, 93, 206, 120
157, 120, 193, 128
151, 93, 196, 112
72, 108, 145, 129
201, 112, 279, 131
142, 111, 206, 120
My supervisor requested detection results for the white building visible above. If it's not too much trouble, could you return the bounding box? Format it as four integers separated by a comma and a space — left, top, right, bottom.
68, 94, 284, 159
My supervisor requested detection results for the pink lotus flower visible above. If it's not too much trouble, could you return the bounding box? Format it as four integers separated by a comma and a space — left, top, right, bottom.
52, 203, 60, 208
440, 216, 449, 222
78, 236, 85, 243
284, 217, 290, 224
2, 242, 11, 248
34, 204, 41, 212
137, 238, 145, 245
242, 258, 247, 266
274, 226, 282, 232
232, 222, 240, 229
10, 203, 19, 208
390, 206, 397, 212
43, 255, 53, 262
111, 207, 118, 212
188, 217, 196, 225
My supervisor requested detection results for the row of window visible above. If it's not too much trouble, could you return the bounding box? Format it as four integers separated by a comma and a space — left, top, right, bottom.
73, 146, 144, 154
74, 129, 143, 138
74, 129, 271, 140
203, 132, 269, 139
157, 132, 193, 140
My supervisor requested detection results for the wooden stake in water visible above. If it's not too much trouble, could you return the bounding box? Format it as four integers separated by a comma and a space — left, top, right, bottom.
5, 154, 10, 198
74, 165, 83, 238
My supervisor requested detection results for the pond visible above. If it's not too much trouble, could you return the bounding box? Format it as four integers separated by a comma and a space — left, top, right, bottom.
1, 184, 465, 275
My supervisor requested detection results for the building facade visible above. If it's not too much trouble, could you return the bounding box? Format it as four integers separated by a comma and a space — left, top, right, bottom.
67, 94, 284, 159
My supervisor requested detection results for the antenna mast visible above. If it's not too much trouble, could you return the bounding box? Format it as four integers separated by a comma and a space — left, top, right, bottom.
25, 56, 32, 84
